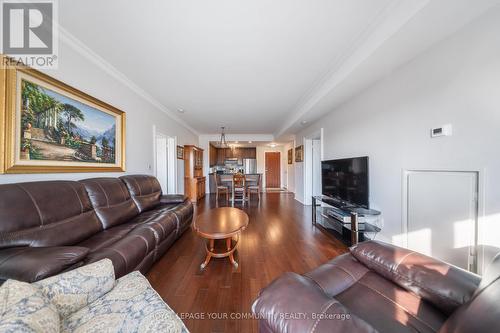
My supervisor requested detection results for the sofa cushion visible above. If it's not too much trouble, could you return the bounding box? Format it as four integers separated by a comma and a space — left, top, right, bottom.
85, 228, 157, 278
335, 270, 446, 333
303, 253, 446, 333
76, 222, 139, 252
0, 246, 89, 283
0, 181, 102, 248
350, 240, 480, 315
61, 271, 189, 333
160, 194, 187, 205
252, 272, 377, 333
0, 279, 59, 333
34, 259, 115, 318
130, 208, 178, 242
120, 175, 162, 212
80, 178, 139, 229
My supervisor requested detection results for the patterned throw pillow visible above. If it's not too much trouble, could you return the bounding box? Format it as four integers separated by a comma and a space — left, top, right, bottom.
0, 279, 60, 333
34, 259, 116, 318
62, 271, 189, 333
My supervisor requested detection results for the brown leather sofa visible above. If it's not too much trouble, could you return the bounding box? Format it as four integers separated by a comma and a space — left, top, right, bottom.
253, 240, 500, 333
0, 174, 193, 283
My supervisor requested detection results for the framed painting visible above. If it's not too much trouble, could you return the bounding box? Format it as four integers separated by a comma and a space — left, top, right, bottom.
1, 57, 125, 173
295, 145, 303, 162
288, 148, 293, 164
177, 145, 184, 159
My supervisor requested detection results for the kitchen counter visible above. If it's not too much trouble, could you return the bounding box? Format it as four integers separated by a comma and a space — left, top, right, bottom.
208, 173, 262, 194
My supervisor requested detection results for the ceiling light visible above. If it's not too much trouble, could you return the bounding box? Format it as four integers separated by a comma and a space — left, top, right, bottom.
248, 141, 252, 143
218, 127, 228, 148
270, 143, 277, 148
177, 108, 185, 113
301, 120, 308, 125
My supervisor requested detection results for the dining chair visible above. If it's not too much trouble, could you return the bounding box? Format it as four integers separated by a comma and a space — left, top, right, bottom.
245, 174, 261, 201
217, 174, 233, 205
233, 174, 246, 205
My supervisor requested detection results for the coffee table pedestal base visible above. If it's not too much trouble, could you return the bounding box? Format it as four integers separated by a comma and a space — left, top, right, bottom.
200, 236, 239, 270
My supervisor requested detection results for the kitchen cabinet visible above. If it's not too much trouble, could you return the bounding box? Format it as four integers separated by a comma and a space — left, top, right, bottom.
216, 148, 226, 165
211, 147, 256, 165
209, 144, 217, 167
184, 145, 205, 202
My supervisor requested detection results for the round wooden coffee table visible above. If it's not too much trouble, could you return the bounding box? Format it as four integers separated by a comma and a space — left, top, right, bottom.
194, 207, 249, 270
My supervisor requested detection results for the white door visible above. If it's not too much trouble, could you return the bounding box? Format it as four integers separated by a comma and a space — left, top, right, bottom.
155, 135, 168, 192
404, 171, 478, 272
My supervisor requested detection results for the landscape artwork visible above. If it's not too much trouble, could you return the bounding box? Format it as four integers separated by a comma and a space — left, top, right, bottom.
295, 145, 303, 162
20, 79, 117, 163
1, 61, 125, 173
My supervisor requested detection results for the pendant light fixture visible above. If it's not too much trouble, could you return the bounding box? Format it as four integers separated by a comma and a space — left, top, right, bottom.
219, 126, 228, 148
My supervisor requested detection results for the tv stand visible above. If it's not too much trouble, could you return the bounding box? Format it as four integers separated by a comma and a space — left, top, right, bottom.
312, 195, 381, 246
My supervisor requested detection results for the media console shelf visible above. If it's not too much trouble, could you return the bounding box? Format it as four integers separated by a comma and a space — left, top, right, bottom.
312, 195, 381, 246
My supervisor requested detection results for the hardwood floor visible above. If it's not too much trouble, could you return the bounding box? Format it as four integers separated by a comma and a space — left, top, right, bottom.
147, 193, 348, 333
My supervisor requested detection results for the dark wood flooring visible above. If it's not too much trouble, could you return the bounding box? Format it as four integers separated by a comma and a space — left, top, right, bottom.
147, 193, 348, 333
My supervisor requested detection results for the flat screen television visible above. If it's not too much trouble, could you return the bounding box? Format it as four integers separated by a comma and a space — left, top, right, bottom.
321, 156, 369, 208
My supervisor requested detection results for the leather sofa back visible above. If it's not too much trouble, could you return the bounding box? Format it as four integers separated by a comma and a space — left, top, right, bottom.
351, 240, 480, 315
0, 181, 102, 248
80, 178, 140, 229
439, 252, 500, 333
120, 175, 162, 212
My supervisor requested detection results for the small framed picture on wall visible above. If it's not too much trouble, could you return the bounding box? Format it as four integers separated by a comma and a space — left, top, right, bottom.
288, 149, 293, 164
177, 145, 184, 159
295, 145, 304, 162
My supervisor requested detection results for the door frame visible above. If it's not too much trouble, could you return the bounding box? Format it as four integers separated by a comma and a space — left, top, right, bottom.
265, 151, 281, 189
401, 169, 479, 273
153, 125, 177, 194
303, 128, 323, 205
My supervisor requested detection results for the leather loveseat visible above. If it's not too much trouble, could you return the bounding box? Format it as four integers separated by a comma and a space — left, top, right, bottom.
252, 240, 500, 333
0, 174, 193, 283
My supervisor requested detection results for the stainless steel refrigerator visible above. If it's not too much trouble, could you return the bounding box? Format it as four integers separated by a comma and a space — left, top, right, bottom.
243, 159, 257, 174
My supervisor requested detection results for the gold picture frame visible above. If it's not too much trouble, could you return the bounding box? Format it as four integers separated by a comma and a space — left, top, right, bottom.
288, 148, 293, 164
177, 145, 184, 159
1, 56, 126, 173
295, 145, 303, 162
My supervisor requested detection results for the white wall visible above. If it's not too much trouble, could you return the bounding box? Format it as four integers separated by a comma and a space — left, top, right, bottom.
0, 38, 198, 189
293, 8, 500, 272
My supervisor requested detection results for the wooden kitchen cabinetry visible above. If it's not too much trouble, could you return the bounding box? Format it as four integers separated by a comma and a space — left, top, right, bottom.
216, 148, 226, 165
209, 144, 217, 167
211, 147, 256, 166
184, 145, 206, 203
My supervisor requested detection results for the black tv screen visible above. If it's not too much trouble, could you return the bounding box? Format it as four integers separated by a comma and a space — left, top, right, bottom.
321, 156, 369, 208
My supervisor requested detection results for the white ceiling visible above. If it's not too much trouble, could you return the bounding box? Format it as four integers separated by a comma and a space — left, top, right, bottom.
59, 0, 499, 136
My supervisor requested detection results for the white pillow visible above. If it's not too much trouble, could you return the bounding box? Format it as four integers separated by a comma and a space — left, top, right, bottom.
0, 279, 59, 333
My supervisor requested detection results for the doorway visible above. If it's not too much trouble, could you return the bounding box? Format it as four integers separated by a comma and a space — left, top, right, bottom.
312, 139, 322, 197
304, 129, 323, 205
402, 170, 479, 272
154, 130, 177, 194
265, 152, 281, 188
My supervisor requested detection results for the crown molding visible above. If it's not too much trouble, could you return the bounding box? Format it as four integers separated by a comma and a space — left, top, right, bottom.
57, 25, 200, 136
275, 0, 432, 138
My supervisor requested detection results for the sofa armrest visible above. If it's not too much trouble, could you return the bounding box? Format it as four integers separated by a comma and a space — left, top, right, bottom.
160, 194, 188, 204
252, 272, 376, 333
350, 241, 481, 315
0, 246, 89, 283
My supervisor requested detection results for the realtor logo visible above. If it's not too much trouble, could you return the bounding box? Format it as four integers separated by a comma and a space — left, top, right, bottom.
1, 0, 58, 68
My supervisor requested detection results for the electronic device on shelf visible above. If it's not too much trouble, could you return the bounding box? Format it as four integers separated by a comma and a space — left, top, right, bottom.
321, 156, 369, 209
